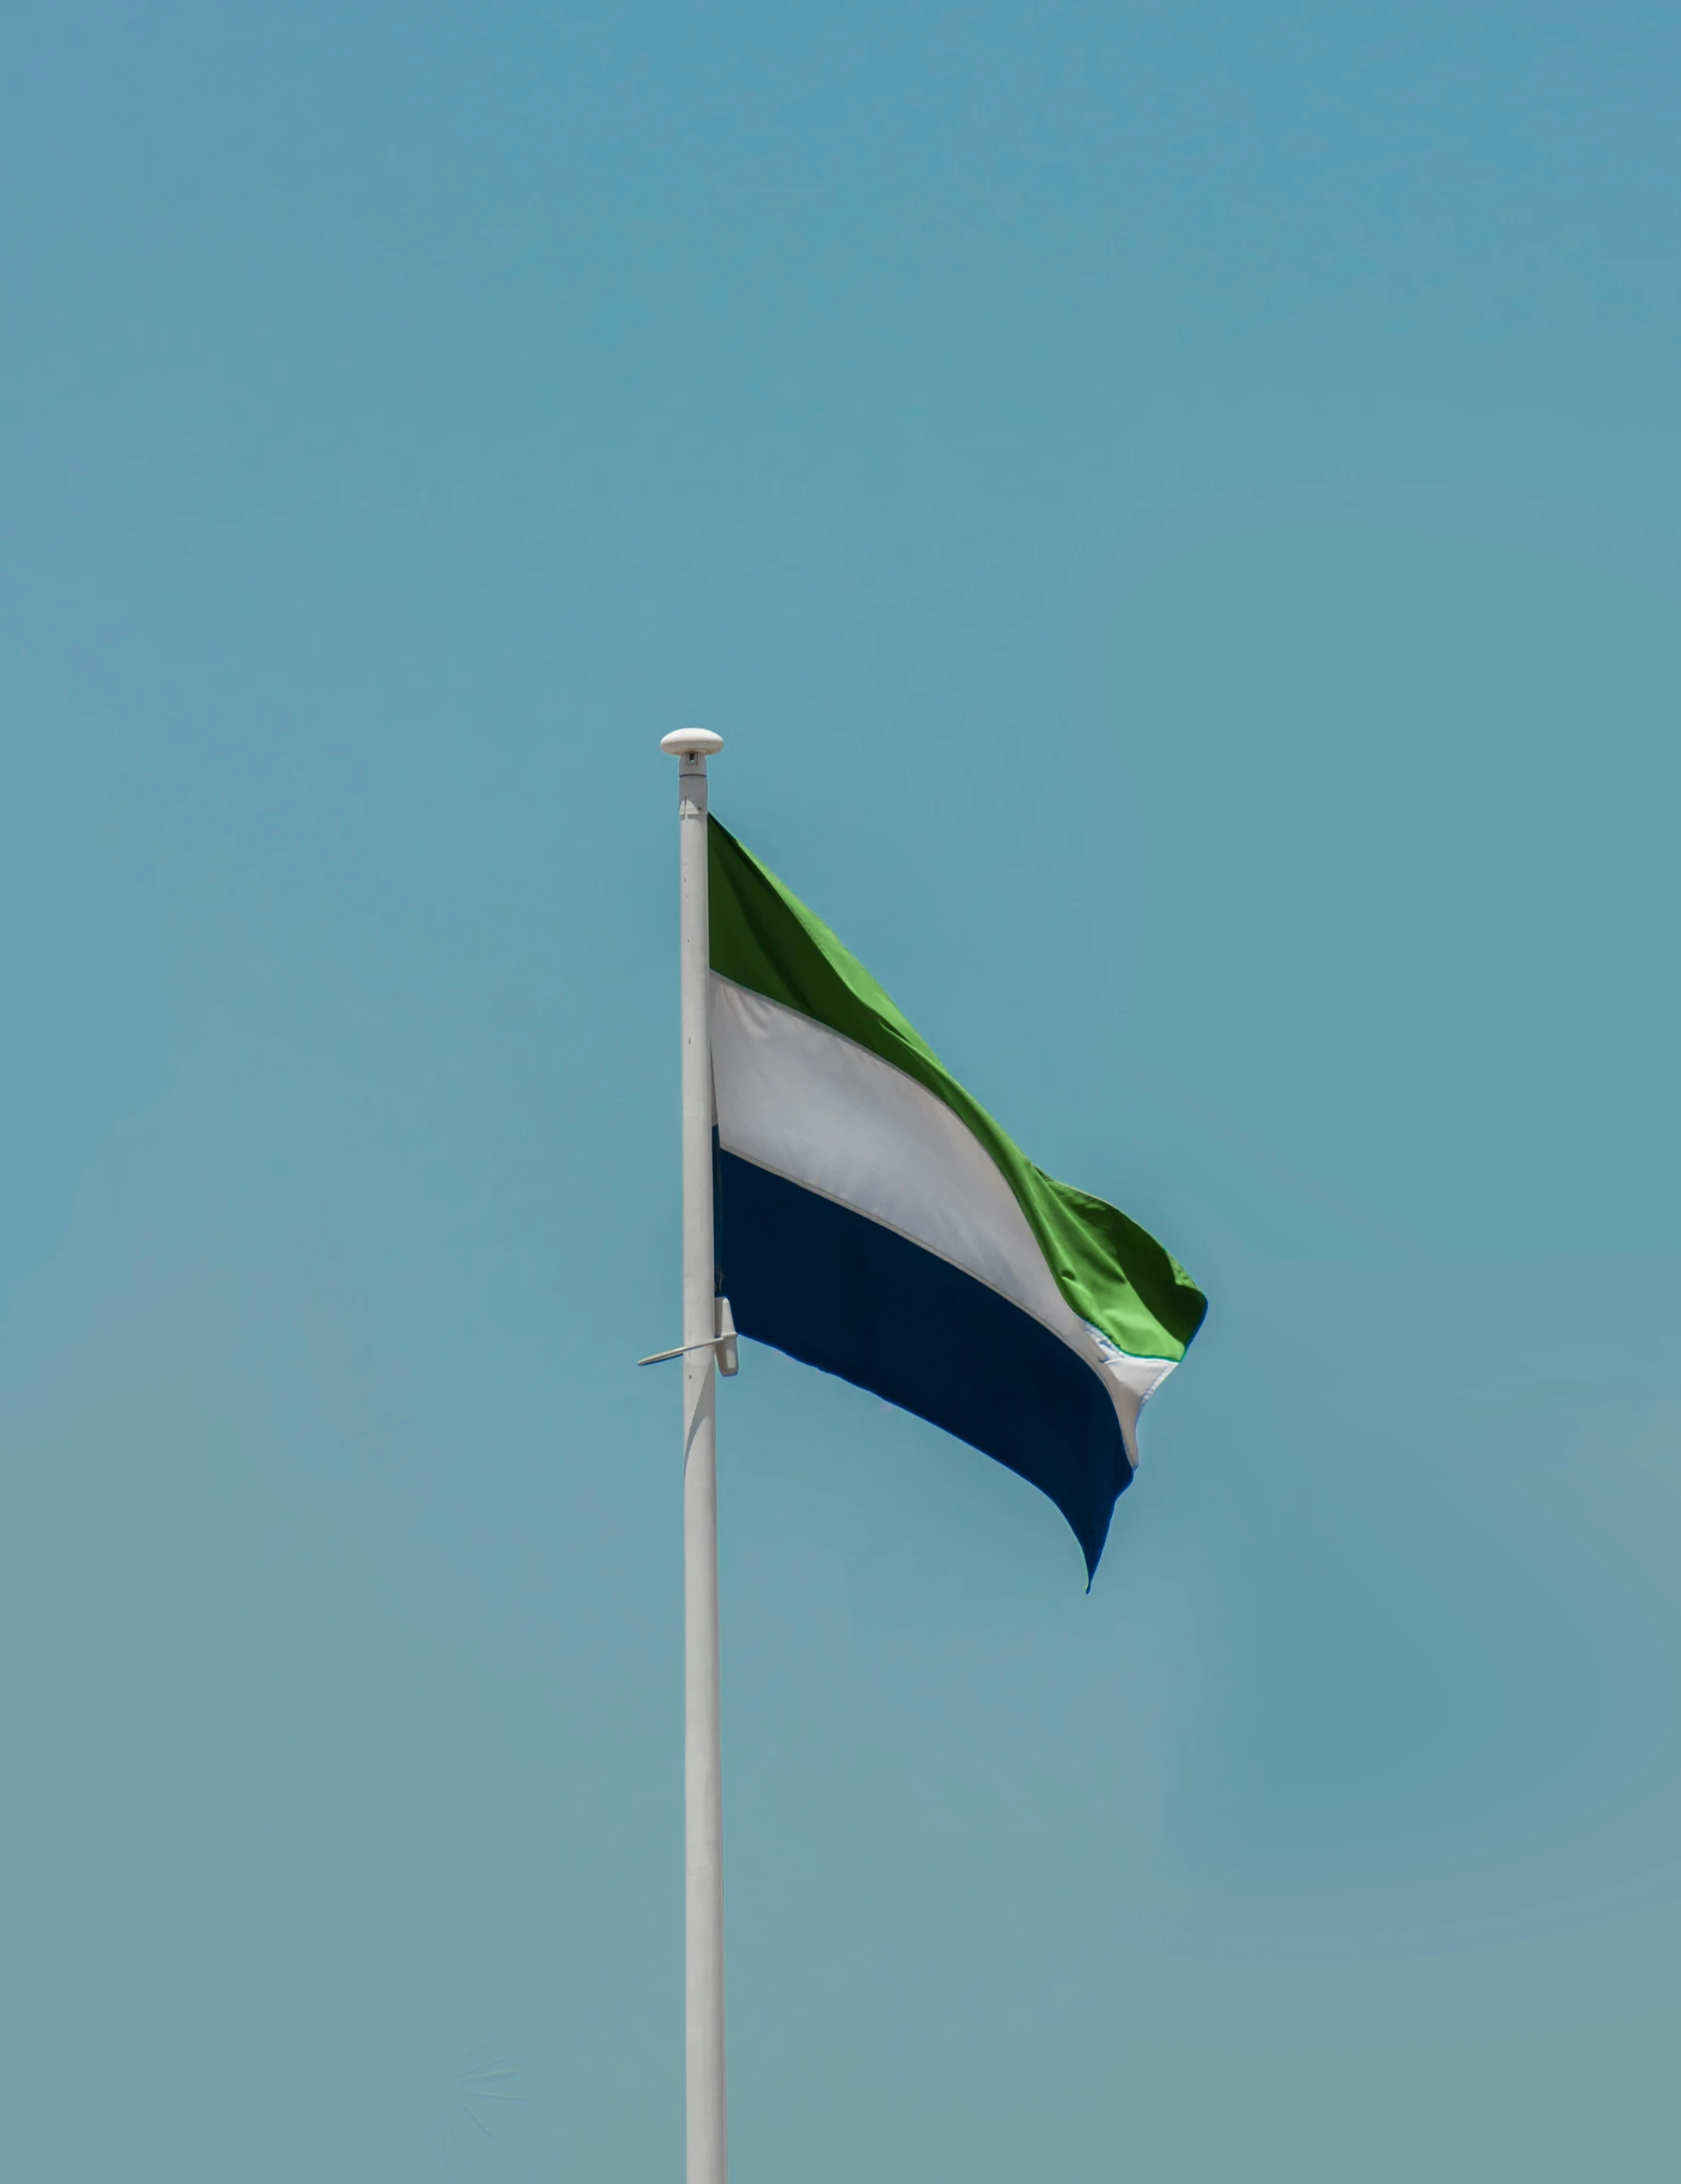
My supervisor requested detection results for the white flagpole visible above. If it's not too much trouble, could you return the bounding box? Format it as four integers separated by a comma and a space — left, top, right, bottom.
660, 726, 728, 2184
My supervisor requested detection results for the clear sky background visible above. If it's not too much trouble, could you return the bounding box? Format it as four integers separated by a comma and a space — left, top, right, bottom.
2, 6, 1678, 2179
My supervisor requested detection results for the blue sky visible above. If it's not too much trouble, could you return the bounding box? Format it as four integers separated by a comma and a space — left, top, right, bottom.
2, 6, 1678, 2178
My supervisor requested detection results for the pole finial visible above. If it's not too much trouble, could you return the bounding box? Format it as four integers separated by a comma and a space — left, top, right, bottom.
660, 727, 725, 758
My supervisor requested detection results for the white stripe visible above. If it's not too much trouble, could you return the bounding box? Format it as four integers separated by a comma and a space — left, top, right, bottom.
710, 974, 1175, 1463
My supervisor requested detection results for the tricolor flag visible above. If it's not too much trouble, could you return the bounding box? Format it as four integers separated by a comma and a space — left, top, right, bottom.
709, 817, 1208, 1581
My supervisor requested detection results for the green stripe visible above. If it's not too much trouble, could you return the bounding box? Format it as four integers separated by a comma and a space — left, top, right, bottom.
709, 817, 1207, 1364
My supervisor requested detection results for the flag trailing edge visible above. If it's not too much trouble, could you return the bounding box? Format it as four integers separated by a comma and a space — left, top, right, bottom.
708, 818, 1208, 1581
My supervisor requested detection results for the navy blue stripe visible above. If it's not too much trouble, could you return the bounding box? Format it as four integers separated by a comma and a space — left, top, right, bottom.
718, 1151, 1132, 1579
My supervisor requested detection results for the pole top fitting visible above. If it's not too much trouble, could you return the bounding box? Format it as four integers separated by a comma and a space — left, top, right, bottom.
660, 727, 725, 759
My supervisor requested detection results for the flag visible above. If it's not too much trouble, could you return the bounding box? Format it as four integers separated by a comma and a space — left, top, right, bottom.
709, 817, 1207, 1580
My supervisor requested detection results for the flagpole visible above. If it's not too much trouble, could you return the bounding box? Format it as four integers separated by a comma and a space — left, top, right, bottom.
661, 725, 728, 2184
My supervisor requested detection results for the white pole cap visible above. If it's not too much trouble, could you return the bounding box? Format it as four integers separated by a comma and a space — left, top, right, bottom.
660, 727, 725, 758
